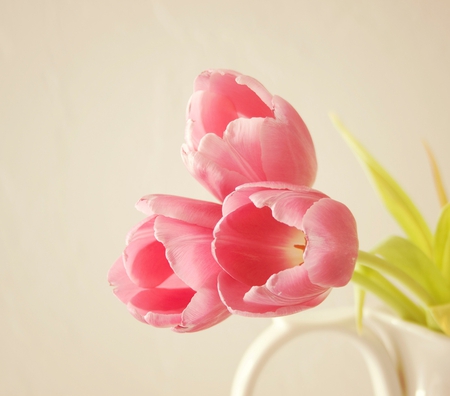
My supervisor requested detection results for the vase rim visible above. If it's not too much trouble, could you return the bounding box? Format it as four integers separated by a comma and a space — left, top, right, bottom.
366, 308, 450, 342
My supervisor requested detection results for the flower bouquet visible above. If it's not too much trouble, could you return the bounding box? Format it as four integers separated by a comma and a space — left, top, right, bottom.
108, 69, 450, 337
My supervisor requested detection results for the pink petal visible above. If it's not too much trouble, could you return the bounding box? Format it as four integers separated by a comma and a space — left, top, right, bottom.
136, 194, 222, 229
181, 144, 249, 202
194, 69, 241, 91
228, 266, 328, 306
124, 218, 174, 288
222, 118, 266, 180
235, 74, 273, 109
174, 286, 231, 333
249, 187, 327, 228
184, 119, 196, 150
236, 181, 320, 192
186, 90, 238, 150
221, 187, 256, 217
158, 273, 191, 289
196, 132, 261, 180
193, 70, 274, 119
125, 216, 155, 244
192, 119, 267, 183
264, 265, 329, 299
218, 272, 330, 317
218, 272, 276, 315
154, 216, 221, 290
108, 256, 142, 304
260, 96, 317, 187
302, 198, 358, 287
222, 182, 323, 218
213, 204, 305, 286
128, 288, 195, 328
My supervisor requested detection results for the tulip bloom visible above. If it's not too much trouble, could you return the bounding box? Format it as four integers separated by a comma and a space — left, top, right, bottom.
108, 195, 231, 332
182, 70, 317, 201
213, 182, 358, 317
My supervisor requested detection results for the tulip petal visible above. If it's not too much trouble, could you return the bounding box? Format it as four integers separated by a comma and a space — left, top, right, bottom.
108, 256, 142, 304
302, 198, 358, 287
154, 216, 221, 290
193, 118, 268, 183
221, 187, 256, 216
174, 286, 231, 333
194, 69, 241, 91
197, 131, 264, 181
248, 188, 327, 229
260, 96, 317, 187
158, 273, 191, 289
124, 218, 174, 288
222, 118, 266, 180
128, 288, 196, 328
187, 114, 315, 202
218, 272, 330, 317
136, 194, 222, 229
221, 182, 311, 217
186, 90, 238, 150
244, 282, 329, 308
213, 204, 305, 286
194, 70, 274, 119
181, 144, 249, 201
236, 181, 321, 193
264, 265, 329, 299
223, 182, 326, 219
235, 74, 273, 109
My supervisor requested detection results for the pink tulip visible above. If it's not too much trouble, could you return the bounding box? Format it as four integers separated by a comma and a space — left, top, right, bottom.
182, 70, 317, 201
213, 182, 358, 317
108, 195, 231, 332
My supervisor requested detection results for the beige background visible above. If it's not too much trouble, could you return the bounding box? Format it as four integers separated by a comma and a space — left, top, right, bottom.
1, 1, 449, 395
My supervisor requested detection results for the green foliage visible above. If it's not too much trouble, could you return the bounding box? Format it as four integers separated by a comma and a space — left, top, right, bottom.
331, 115, 433, 257
332, 115, 450, 336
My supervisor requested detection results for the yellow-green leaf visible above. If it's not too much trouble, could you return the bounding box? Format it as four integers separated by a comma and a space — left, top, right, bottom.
331, 115, 433, 257
423, 141, 448, 208
352, 265, 426, 324
428, 302, 450, 336
434, 202, 450, 281
373, 236, 450, 303
353, 285, 366, 334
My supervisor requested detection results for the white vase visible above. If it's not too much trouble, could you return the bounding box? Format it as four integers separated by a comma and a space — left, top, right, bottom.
231, 308, 450, 396
364, 309, 450, 395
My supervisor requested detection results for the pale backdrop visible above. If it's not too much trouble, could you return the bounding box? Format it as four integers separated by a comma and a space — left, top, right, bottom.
1, 1, 449, 395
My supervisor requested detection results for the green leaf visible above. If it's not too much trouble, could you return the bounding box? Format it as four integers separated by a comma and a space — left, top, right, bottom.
424, 309, 444, 333
428, 302, 450, 335
331, 115, 433, 257
423, 141, 448, 208
357, 250, 438, 306
352, 265, 426, 324
353, 285, 366, 334
434, 202, 450, 281
373, 237, 450, 303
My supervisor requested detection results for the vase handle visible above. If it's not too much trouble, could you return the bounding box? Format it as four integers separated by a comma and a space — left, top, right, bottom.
230, 308, 402, 396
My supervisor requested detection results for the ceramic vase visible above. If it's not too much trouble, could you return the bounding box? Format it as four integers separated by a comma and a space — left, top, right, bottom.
231, 308, 450, 396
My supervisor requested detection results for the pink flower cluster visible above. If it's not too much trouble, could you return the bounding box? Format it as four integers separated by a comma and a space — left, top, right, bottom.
109, 70, 358, 332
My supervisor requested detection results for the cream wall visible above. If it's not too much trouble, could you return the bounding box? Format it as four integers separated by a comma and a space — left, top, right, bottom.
1, 1, 449, 395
